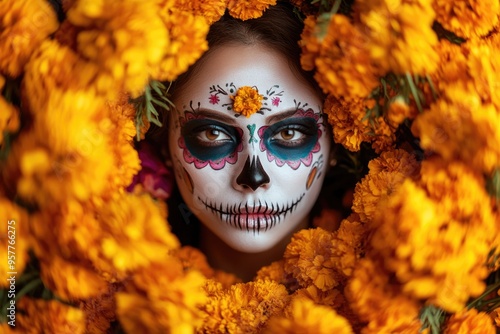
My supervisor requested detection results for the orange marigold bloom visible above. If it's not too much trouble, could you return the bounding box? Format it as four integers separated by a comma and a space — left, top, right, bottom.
370, 159, 495, 312
227, 0, 277, 20
323, 95, 371, 152
263, 298, 353, 334
154, 8, 209, 82
355, 0, 438, 75
0, 198, 29, 287
231, 86, 264, 117
353, 149, 419, 223
433, 0, 499, 38
66, 0, 168, 97
255, 260, 287, 285
291, 285, 344, 308
412, 86, 500, 174
443, 309, 496, 334
117, 257, 207, 333
386, 96, 414, 127
300, 15, 382, 97
284, 227, 358, 291
16, 298, 85, 334
175, 245, 216, 278
0, 0, 59, 77
345, 258, 423, 333
491, 307, 500, 328
0, 93, 20, 147
172, 0, 227, 24
200, 279, 289, 333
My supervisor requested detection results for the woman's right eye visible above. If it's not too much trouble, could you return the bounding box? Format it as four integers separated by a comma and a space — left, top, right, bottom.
197, 128, 231, 143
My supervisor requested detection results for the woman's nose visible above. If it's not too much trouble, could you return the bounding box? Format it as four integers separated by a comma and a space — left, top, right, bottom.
235, 155, 270, 191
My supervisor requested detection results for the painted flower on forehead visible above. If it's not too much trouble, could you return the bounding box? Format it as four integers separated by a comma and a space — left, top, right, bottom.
231, 86, 264, 118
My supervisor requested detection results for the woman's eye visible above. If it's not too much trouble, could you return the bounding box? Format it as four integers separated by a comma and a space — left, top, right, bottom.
198, 129, 231, 142
274, 129, 305, 142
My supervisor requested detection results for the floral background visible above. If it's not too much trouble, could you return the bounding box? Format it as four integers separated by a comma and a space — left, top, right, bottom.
0, 0, 499, 333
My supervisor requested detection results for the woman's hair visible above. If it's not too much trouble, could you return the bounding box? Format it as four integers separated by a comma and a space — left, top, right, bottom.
147, 2, 319, 146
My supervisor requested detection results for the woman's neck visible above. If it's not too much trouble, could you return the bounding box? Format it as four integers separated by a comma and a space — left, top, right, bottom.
199, 217, 309, 282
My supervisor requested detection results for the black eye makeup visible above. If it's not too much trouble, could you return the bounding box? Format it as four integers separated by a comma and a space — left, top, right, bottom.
262, 117, 319, 161
181, 119, 242, 161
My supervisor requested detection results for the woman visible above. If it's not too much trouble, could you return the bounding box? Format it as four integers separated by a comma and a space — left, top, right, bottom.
149, 3, 332, 281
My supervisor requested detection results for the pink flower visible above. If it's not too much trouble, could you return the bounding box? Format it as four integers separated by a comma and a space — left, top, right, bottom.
209, 94, 220, 104
127, 141, 173, 200
271, 96, 281, 107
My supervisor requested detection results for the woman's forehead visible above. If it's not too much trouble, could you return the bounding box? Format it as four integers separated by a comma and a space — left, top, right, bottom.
174, 44, 322, 117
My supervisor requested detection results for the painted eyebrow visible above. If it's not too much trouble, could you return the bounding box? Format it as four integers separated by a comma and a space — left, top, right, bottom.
192, 108, 237, 124
265, 108, 299, 124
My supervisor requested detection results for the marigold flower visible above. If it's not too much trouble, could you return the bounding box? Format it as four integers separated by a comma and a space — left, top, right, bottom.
174, 245, 215, 278
0, 198, 29, 287
300, 15, 382, 98
255, 260, 287, 285
323, 95, 371, 151
264, 298, 353, 334
0, 92, 20, 147
443, 309, 496, 334
200, 279, 289, 333
353, 149, 419, 223
387, 96, 412, 127
433, 0, 499, 38
153, 9, 209, 82
117, 257, 207, 333
490, 307, 500, 328
284, 227, 358, 291
231, 86, 264, 117
227, 0, 277, 20
355, 0, 438, 75
66, 0, 168, 97
345, 258, 423, 333
0, 0, 59, 77
16, 298, 85, 334
412, 86, 500, 174
291, 285, 344, 308
369, 159, 495, 312
172, 0, 227, 24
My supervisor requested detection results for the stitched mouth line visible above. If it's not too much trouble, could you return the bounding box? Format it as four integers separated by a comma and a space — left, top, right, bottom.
198, 193, 305, 233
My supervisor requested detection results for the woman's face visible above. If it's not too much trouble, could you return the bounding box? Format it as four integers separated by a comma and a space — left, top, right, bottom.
168, 44, 330, 253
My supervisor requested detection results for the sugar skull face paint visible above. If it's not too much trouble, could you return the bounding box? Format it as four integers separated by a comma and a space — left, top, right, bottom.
168, 44, 331, 253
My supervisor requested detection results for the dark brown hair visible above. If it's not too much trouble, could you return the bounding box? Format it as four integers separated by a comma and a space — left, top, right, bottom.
147, 2, 319, 145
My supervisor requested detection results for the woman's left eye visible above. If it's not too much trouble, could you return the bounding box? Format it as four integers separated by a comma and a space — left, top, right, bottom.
197, 128, 231, 142
272, 129, 306, 143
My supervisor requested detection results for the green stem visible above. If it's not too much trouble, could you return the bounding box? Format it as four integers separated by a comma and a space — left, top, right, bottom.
468, 281, 500, 309
405, 72, 423, 113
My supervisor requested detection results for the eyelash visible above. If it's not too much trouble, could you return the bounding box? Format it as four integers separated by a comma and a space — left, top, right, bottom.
192, 125, 235, 146
270, 125, 315, 147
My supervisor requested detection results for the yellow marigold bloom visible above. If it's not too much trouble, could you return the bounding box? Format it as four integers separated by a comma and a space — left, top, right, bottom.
92, 193, 180, 276
284, 227, 358, 291
367, 148, 419, 176
117, 257, 207, 333
0, 0, 59, 77
16, 298, 85, 334
0, 198, 29, 287
291, 285, 344, 308
355, 0, 438, 75
433, 0, 499, 38
323, 95, 371, 151
200, 279, 289, 333
255, 260, 287, 285
79, 283, 121, 334
175, 245, 216, 278
345, 258, 423, 333
66, 0, 168, 97
300, 15, 382, 97
227, 0, 277, 20
491, 307, 500, 328
264, 298, 353, 334
412, 86, 500, 174
370, 159, 495, 312
387, 96, 413, 127
172, 0, 227, 24
23, 39, 105, 112
353, 149, 419, 223
154, 9, 209, 82
231, 86, 264, 117
443, 309, 496, 334
0, 91, 20, 147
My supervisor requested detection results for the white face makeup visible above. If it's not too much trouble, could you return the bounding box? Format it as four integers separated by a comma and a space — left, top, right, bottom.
168, 44, 330, 253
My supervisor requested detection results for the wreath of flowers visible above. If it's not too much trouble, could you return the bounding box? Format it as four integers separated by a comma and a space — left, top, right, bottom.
0, 0, 499, 333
